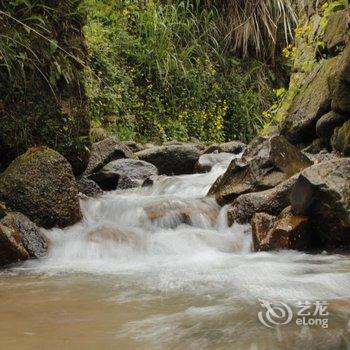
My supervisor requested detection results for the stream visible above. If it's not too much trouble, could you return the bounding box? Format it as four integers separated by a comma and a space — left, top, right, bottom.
0, 154, 350, 350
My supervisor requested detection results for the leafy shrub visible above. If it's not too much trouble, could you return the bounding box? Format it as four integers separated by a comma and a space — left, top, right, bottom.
83, 0, 276, 143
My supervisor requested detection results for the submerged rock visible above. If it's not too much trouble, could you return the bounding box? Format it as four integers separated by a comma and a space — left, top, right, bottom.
90, 158, 158, 191
84, 137, 135, 175
252, 207, 310, 252
136, 145, 200, 175
208, 136, 312, 204
194, 153, 233, 174
0, 147, 82, 228
291, 158, 350, 248
0, 212, 48, 266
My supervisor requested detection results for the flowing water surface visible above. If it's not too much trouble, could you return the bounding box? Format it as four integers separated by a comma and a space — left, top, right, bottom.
0, 154, 350, 350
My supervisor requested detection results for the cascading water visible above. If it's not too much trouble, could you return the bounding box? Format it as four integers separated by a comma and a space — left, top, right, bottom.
0, 153, 350, 350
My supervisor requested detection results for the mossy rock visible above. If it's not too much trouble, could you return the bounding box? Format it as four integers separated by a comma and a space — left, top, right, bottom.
0, 147, 82, 228
331, 119, 350, 155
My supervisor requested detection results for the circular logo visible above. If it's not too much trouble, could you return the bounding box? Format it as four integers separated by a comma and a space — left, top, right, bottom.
258, 299, 293, 328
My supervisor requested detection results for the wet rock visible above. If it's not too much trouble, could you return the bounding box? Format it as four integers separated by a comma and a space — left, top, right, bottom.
281, 57, 339, 143
204, 141, 246, 155
87, 226, 142, 248
84, 137, 135, 175
0, 212, 48, 266
0, 147, 82, 228
208, 136, 312, 204
316, 111, 349, 143
227, 175, 298, 224
194, 153, 233, 174
291, 158, 350, 248
252, 207, 310, 252
331, 119, 350, 156
90, 158, 158, 191
77, 177, 103, 197
136, 145, 200, 175
144, 201, 219, 229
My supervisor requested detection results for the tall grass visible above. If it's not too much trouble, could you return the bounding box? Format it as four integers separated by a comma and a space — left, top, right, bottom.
204, 0, 298, 60
0, 0, 84, 91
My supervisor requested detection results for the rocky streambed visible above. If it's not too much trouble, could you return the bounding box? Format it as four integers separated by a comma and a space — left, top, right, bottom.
0, 135, 349, 349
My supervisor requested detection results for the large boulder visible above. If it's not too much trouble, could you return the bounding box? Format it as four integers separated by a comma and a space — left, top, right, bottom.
204, 141, 246, 155
329, 45, 350, 114
291, 158, 350, 248
227, 175, 298, 224
0, 212, 48, 266
89, 158, 158, 191
251, 207, 310, 252
0, 147, 82, 228
84, 137, 135, 175
135, 145, 201, 175
280, 57, 338, 143
208, 136, 312, 204
323, 9, 350, 50
331, 120, 350, 156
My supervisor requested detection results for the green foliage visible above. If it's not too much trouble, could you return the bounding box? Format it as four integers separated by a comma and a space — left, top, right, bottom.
0, 0, 90, 174
83, 0, 276, 143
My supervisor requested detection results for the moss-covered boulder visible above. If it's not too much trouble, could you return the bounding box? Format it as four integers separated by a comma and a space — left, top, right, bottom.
316, 111, 349, 144
291, 158, 350, 248
331, 119, 350, 156
280, 57, 337, 143
0, 147, 82, 228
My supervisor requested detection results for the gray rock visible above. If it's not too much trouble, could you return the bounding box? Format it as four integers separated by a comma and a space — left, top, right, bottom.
227, 175, 298, 224
90, 158, 158, 191
208, 136, 312, 204
0, 212, 48, 266
251, 207, 310, 252
0, 147, 82, 229
316, 111, 349, 143
329, 45, 350, 114
85, 137, 135, 175
204, 141, 246, 155
77, 177, 103, 197
291, 158, 350, 248
136, 145, 200, 175
331, 119, 350, 156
